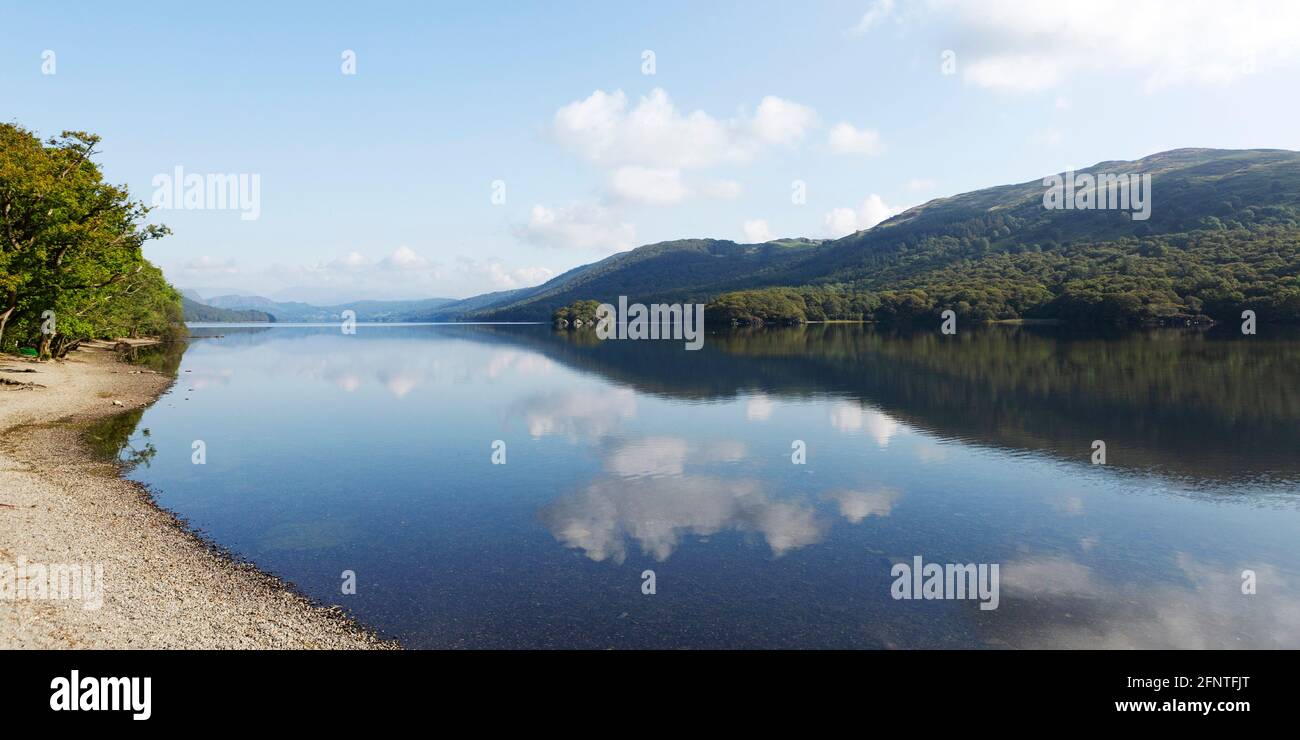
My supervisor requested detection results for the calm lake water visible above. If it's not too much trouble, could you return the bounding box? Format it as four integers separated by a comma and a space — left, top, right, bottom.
109, 323, 1300, 648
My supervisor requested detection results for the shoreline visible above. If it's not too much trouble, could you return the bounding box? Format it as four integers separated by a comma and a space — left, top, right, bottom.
0, 341, 395, 649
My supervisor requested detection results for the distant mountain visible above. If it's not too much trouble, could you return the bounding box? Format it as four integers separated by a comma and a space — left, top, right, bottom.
448, 148, 1300, 325
448, 237, 825, 322
185, 149, 1300, 327
181, 296, 275, 323
204, 295, 457, 322
411, 287, 532, 321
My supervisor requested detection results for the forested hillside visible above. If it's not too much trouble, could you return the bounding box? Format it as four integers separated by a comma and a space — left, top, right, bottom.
492, 149, 1300, 326
456, 238, 824, 322
180, 296, 274, 323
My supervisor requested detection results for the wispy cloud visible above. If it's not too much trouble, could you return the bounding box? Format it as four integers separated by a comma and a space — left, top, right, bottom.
518, 201, 636, 253
860, 1, 1300, 93
828, 122, 884, 156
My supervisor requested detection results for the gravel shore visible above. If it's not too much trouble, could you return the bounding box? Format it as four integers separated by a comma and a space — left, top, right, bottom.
0, 340, 394, 649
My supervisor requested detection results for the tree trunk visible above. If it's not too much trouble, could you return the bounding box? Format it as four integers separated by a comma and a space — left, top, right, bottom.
0, 290, 16, 350
55, 337, 80, 359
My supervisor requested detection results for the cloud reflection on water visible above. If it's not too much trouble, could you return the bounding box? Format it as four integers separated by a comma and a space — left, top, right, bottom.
541, 474, 825, 563
829, 401, 900, 446
542, 433, 903, 563
994, 554, 1300, 649
823, 487, 899, 523
509, 389, 638, 440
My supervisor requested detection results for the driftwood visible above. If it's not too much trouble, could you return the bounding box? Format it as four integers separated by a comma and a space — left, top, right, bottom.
0, 377, 45, 389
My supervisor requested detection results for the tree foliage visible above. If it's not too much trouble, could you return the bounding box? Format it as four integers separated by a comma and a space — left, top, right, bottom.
0, 124, 179, 357
700, 219, 1300, 327
552, 299, 602, 327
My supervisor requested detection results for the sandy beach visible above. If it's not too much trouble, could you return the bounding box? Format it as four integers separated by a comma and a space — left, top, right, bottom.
0, 340, 393, 649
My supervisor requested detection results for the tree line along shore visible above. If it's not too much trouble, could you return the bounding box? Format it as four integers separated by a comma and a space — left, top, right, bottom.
1, 124, 182, 360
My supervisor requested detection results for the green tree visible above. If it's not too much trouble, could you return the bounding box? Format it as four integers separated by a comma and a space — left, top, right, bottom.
0, 124, 176, 356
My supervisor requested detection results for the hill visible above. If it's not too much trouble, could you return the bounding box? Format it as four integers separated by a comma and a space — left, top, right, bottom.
472, 149, 1300, 326
203, 295, 457, 323
181, 296, 274, 323
447, 237, 824, 322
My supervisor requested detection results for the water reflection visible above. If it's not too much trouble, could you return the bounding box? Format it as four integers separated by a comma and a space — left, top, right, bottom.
828, 402, 901, 446
509, 390, 637, 440
995, 555, 1300, 649
824, 487, 899, 523
744, 394, 774, 421
188, 326, 558, 399
485, 322, 1300, 486
603, 437, 747, 478
541, 475, 824, 562
114, 324, 1300, 648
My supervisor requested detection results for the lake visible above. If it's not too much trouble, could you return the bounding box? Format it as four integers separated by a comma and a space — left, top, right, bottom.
107, 323, 1300, 648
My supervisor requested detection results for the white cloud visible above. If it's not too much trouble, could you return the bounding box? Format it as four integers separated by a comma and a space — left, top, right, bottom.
823, 194, 903, 237
553, 87, 818, 170
169, 245, 554, 302
607, 168, 743, 206
609, 166, 689, 205
964, 54, 1064, 93
848, 0, 896, 35
824, 208, 861, 238
181, 255, 240, 276
519, 201, 636, 253
379, 245, 432, 270
511, 265, 555, 285
334, 251, 368, 269
751, 95, 819, 146
551, 88, 813, 211
915, 0, 1300, 92
267, 246, 448, 298
455, 257, 554, 290
827, 122, 883, 155
701, 179, 743, 199
743, 219, 774, 243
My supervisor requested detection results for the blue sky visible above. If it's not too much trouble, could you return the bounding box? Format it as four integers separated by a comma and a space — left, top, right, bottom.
4, 0, 1300, 301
